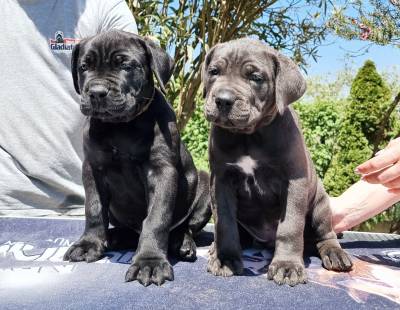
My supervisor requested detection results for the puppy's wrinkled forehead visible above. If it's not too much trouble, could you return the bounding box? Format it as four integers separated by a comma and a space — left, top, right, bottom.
82, 34, 147, 65
208, 41, 276, 73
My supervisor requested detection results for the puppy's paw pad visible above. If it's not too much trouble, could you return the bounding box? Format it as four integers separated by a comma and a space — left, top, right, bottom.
125, 257, 173, 286
321, 247, 353, 271
207, 254, 243, 277
179, 235, 197, 262
267, 260, 307, 286
63, 236, 105, 263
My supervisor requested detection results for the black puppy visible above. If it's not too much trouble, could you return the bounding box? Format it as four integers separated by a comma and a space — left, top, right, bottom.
202, 38, 352, 286
63, 30, 211, 286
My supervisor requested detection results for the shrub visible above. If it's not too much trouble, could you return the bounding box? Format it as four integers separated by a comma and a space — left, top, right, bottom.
293, 100, 343, 179
349, 60, 391, 145
324, 60, 392, 196
181, 99, 210, 171
295, 97, 400, 233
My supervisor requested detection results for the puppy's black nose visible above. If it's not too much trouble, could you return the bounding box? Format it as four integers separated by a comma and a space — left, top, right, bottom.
88, 84, 109, 100
215, 90, 235, 110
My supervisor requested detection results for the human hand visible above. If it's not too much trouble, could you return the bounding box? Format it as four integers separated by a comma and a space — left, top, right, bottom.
356, 138, 400, 193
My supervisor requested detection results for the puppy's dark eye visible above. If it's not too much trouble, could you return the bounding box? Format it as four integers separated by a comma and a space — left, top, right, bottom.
208, 67, 220, 76
120, 63, 133, 71
79, 64, 88, 72
115, 55, 124, 63
249, 73, 264, 82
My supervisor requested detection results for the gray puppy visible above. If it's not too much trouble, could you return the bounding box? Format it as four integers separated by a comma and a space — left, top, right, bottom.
202, 38, 352, 286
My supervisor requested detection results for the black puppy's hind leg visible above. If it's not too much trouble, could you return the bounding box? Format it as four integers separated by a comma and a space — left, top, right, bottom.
64, 160, 110, 263
312, 182, 353, 272
169, 223, 197, 262
188, 171, 212, 234
184, 171, 212, 260
171, 171, 212, 262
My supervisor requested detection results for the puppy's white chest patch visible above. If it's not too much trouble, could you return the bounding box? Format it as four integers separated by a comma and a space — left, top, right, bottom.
230, 155, 258, 176
227, 156, 263, 197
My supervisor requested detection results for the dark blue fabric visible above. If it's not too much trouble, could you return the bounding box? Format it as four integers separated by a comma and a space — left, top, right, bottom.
0, 217, 399, 309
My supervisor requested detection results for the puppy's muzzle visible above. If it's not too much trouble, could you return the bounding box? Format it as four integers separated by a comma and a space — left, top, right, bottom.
81, 81, 127, 116
88, 84, 109, 102
87, 84, 110, 110
215, 89, 235, 113
205, 88, 250, 126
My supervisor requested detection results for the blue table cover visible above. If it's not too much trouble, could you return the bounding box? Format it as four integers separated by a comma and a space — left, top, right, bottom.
1, 217, 399, 309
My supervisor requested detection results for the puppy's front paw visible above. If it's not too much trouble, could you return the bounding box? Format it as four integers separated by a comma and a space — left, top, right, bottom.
63, 235, 106, 263
125, 256, 173, 286
207, 256, 243, 277
267, 260, 307, 286
320, 246, 353, 271
207, 244, 243, 277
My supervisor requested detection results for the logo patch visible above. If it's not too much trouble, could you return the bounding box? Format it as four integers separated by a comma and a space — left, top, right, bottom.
49, 31, 80, 53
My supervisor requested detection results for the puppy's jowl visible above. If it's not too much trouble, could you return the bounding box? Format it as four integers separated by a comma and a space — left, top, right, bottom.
63, 30, 211, 286
202, 38, 352, 286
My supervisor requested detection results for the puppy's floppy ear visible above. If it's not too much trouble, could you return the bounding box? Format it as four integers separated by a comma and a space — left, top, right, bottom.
71, 42, 81, 94
201, 43, 219, 98
141, 37, 174, 94
274, 53, 306, 114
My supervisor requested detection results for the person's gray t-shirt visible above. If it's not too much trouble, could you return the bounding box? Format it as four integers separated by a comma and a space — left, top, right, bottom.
0, 0, 137, 217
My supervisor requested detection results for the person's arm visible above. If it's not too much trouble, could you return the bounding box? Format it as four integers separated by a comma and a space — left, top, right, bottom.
331, 137, 400, 233
330, 181, 400, 233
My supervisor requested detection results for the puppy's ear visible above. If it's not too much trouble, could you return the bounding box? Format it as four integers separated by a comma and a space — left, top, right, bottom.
201, 44, 219, 98
274, 53, 306, 114
71, 42, 81, 94
141, 37, 174, 94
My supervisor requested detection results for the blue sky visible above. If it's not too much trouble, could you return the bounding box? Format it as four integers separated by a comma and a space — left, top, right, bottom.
273, 0, 400, 77
305, 34, 399, 77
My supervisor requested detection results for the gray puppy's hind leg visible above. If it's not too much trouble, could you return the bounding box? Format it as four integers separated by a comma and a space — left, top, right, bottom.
312, 182, 353, 271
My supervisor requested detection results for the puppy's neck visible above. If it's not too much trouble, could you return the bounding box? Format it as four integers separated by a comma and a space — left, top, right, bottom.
134, 87, 156, 118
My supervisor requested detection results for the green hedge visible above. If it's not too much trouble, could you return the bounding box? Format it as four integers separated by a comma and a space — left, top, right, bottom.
181, 100, 209, 171
323, 60, 396, 196
293, 100, 343, 180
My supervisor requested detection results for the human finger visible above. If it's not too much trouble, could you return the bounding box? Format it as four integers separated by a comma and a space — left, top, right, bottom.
361, 162, 400, 184
383, 176, 400, 189
356, 148, 400, 175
